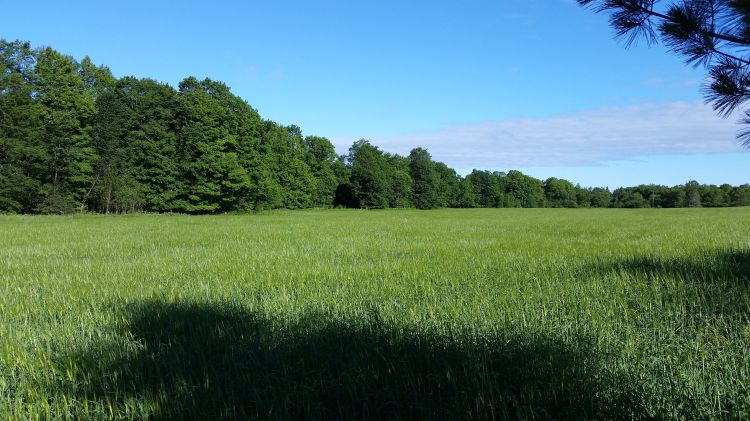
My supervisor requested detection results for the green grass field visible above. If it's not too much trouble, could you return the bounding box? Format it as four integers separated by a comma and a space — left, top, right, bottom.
1, 209, 749, 419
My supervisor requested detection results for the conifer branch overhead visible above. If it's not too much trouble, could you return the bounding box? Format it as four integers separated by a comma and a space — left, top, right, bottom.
578, 0, 750, 145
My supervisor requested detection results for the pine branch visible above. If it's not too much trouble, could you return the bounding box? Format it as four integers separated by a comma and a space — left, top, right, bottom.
580, 0, 750, 46
580, 0, 750, 142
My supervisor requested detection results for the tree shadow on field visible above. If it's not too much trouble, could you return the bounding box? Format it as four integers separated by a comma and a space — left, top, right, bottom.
61, 300, 646, 420
609, 248, 750, 283
596, 248, 750, 317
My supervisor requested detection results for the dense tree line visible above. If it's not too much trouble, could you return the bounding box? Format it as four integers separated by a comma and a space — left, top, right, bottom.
1, 40, 748, 213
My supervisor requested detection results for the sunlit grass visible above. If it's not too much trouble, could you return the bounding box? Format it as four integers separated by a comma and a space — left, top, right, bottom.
1, 208, 748, 419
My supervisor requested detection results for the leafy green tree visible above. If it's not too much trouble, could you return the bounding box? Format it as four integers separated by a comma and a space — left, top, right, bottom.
464, 170, 503, 207
253, 123, 316, 209
348, 140, 392, 209
574, 185, 591, 208
433, 162, 461, 207
590, 187, 613, 208
457, 177, 479, 208
544, 177, 577, 208
91, 77, 183, 212
176, 77, 253, 213
78, 56, 115, 100
34, 47, 97, 213
80, 61, 129, 212
634, 184, 667, 208
613, 188, 649, 208
0, 40, 47, 212
700, 184, 729, 207
408, 147, 440, 209
731, 184, 750, 205
720, 183, 735, 200
90, 80, 138, 212
332, 156, 357, 208
685, 180, 702, 207
386, 153, 413, 208
5, 38, 750, 214
661, 187, 686, 208
303, 135, 339, 207
626, 191, 649, 208
578, 0, 750, 145
502, 170, 545, 208
123, 79, 184, 212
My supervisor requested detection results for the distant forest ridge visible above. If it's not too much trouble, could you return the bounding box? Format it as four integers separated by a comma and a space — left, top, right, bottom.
1, 39, 748, 213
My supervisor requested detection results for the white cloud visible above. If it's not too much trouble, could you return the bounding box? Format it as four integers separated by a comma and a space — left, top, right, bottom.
334, 102, 745, 170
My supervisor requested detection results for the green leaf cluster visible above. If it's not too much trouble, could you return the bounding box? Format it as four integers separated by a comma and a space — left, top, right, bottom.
1, 39, 748, 213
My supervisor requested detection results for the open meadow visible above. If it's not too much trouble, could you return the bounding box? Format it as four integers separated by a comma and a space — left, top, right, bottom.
1, 208, 749, 419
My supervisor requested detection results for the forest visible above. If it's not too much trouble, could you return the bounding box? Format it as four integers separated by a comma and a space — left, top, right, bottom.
2, 39, 748, 214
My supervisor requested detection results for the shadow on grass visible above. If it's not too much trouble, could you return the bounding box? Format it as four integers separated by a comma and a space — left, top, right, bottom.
60, 300, 645, 420
596, 248, 750, 318
607, 248, 750, 285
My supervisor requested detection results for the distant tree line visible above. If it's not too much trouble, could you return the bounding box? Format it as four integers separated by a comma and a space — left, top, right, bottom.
1, 40, 748, 213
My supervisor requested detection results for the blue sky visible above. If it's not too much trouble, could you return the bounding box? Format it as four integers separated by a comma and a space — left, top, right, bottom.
1, 0, 746, 188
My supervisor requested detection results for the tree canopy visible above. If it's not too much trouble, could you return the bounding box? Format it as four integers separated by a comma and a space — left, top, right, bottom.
0, 39, 747, 213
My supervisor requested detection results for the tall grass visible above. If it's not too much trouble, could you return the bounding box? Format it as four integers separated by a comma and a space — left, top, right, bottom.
0, 208, 748, 419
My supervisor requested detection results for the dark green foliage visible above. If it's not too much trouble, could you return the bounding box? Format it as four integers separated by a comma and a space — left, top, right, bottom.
613, 188, 648, 208
731, 184, 750, 206
331, 156, 357, 208
0, 40, 46, 212
463, 170, 502, 208
433, 162, 461, 207
661, 187, 686, 208
590, 187, 613, 208
78, 56, 115, 100
34, 47, 97, 213
409, 148, 439, 209
90, 78, 140, 213
544, 177, 578, 208
605, 182, 750, 209
701, 184, 730, 207
345, 140, 416, 209
114, 78, 183, 212
176, 77, 256, 213
386, 154, 413, 208
0, 39, 748, 213
456, 177, 479, 208
303, 135, 339, 207
634, 185, 665, 208
502, 170, 545, 208
348, 140, 392, 209
252, 123, 316, 210
574, 185, 591, 208
685, 180, 702, 207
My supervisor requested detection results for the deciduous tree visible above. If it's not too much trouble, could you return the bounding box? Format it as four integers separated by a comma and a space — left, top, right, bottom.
409, 147, 440, 209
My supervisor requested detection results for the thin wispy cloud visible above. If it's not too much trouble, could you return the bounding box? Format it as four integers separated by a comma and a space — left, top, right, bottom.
335, 102, 745, 169
643, 77, 701, 89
